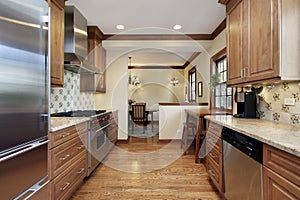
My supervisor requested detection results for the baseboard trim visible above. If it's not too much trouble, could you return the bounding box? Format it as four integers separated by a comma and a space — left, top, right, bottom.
116, 139, 129, 144
158, 139, 181, 144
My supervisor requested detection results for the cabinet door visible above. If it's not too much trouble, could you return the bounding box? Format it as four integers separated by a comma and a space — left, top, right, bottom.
96, 46, 106, 93
263, 166, 300, 200
246, 0, 280, 82
227, 0, 245, 85
50, 0, 64, 86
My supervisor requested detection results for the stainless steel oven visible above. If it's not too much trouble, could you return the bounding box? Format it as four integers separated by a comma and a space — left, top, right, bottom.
87, 114, 111, 176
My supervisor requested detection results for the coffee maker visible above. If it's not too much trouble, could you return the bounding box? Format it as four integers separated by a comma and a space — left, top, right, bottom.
234, 91, 257, 118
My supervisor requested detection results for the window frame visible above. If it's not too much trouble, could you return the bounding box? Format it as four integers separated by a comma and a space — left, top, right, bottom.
210, 48, 233, 114
188, 67, 196, 102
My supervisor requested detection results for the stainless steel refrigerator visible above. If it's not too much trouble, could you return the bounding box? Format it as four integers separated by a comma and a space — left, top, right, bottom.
0, 0, 50, 199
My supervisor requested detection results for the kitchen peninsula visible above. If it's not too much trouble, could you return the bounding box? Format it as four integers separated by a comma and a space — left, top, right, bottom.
158, 102, 209, 140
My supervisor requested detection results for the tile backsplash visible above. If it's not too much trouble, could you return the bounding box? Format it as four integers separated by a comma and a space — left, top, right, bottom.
258, 82, 300, 125
50, 70, 95, 113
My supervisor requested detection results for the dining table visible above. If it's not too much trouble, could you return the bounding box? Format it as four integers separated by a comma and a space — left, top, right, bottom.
184, 109, 231, 163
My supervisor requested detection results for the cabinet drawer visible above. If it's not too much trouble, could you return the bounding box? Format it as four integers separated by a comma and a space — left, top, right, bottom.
263, 144, 300, 187
206, 143, 222, 169
49, 135, 87, 179
206, 131, 222, 153
51, 155, 87, 200
263, 166, 300, 200
207, 122, 222, 135
49, 123, 88, 148
207, 157, 223, 192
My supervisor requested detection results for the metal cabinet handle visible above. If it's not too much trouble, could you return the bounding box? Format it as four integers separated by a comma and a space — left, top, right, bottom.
244, 67, 248, 77
77, 168, 85, 174
208, 169, 216, 177
60, 154, 70, 161
61, 133, 70, 138
209, 152, 216, 158
60, 182, 70, 191
77, 145, 85, 150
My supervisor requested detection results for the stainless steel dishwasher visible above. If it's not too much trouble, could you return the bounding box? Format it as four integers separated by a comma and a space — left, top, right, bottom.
222, 127, 263, 200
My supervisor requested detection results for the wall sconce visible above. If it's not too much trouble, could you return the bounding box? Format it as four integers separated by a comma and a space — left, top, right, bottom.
131, 76, 141, 86
170, 77, 179, 86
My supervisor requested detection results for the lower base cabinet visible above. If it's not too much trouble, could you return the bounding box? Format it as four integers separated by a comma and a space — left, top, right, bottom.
50, 154, 87, 200
263, 166, 300, 200
48, 122, 88, 200
205, 121, 224, 193
263, 144, 300, 200
204, 122, 300, 200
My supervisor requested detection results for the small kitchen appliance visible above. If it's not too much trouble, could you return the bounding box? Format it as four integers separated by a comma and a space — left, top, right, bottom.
234, 91, 257, 118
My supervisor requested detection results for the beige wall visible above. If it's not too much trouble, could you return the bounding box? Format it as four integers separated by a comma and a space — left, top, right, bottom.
128, 69, 186, 108
94, 53, 128, 140
184, 29, 227, 107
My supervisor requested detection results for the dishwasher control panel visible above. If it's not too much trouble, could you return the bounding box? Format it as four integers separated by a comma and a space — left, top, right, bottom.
222, 127, 263, 163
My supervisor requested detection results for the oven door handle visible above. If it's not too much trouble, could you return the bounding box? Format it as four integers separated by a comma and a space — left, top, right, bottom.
100, 122, 112, 130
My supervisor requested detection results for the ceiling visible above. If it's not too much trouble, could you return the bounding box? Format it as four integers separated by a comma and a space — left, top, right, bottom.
66, 0, 226, 66
66, 0, 226, 35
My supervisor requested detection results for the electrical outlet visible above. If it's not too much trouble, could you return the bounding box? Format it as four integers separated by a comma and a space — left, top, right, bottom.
284, 98, 296, 106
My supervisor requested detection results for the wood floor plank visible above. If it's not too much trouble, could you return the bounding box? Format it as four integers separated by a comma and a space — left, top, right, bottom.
70, 136, 223, 200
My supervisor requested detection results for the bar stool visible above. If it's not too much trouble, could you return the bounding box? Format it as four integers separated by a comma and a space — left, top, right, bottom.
181, 122, 197, 154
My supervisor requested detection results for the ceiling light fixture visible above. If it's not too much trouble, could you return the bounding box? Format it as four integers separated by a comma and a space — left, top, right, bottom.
173, 25, 182, 30
116, 24, 125, 30
170, 77, 179, 86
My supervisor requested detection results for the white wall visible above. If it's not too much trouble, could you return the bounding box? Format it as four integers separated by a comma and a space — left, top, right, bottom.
94, 52, 128, 140
159, 105, 209, 140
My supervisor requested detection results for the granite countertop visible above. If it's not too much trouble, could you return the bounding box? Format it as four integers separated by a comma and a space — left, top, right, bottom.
50, 110, 113, 132
50, 117, 90, 132
205, 115, 300, 157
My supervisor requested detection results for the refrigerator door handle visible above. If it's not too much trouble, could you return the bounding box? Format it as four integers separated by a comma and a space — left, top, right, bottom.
0, 139, 49, 163
13, 176, 49, 200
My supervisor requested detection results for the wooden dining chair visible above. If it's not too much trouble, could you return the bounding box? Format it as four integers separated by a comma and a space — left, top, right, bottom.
130, 103, 150, 133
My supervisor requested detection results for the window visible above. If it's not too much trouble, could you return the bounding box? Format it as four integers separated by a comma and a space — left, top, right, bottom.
211, 49, 232, 111
188, 67, 196, 102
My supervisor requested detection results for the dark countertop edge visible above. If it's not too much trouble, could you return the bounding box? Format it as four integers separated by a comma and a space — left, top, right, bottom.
159, 102, 209, 106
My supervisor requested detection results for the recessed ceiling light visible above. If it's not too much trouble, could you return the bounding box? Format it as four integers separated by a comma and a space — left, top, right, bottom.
173, 25, 182, 30
116, 24, 125, 30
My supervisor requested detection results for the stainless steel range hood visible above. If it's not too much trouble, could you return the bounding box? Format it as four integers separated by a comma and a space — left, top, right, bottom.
64, 6, 95, 73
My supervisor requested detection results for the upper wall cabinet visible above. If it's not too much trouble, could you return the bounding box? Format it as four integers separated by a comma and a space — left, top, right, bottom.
49, 0, 65, 87
80, 26, 106, 93
226, 0, 300, 86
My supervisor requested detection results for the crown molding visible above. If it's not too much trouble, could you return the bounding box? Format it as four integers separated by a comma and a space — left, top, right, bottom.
183, 52, 201, 68
128, 66, 185, 69
100, 18, 226, 41
218, 0, 230, 5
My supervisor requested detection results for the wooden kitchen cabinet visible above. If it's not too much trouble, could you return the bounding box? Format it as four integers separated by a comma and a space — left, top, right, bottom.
49, 0, 65, 87
205, 121, 224, 193
48, 122, 88, 200
80, 26, 106, 93
263, 144, 300, 200
108, 111, 118, 145
225, 0, 300, 86
226, 0, 245, 85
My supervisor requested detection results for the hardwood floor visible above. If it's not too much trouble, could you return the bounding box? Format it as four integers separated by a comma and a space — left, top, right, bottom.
70, 136, 223, 200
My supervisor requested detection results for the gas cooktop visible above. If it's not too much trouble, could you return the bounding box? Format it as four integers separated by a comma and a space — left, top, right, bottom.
51, 110, 106, 117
